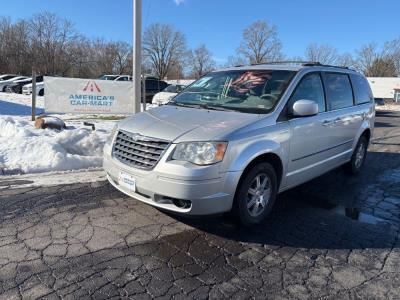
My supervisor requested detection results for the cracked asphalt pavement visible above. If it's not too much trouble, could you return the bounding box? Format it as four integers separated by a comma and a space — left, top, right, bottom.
1, 110, 400, 299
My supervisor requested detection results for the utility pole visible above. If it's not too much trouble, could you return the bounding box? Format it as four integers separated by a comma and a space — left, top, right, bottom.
31, 68, 37, 121
133, 0, 142, 114
142, 73, 146, 111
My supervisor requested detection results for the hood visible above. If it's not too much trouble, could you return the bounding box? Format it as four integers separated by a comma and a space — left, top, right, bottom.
23, 82, 43, 88
118, 105, 261, 142
153, 92, 176, 101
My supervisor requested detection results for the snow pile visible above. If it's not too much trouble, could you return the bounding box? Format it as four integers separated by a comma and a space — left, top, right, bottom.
0, 116, 114, 174
375, 103, 400, 111
0, 92, 160, 174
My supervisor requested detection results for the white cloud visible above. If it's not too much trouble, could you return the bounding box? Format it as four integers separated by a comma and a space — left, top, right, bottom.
174, 0, 185, 5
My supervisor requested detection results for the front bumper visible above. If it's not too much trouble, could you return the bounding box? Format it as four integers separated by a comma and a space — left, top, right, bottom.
103, 152, 241, 215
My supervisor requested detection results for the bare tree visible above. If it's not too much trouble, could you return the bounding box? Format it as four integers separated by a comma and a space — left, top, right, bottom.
354, 43, 380, 75
188, 44, 215, 78
0, 12, 136, 78
165, 59, 185, 80
29, 12, 78, 75
142, 23, 187, 79
0, 17, 31, 75
352, 42, 399, 76
305, 43, 339, 64
383, 38, 400, 75
237, 20, 283, 64
0, 17, 12, 71
365, 58, 397, 77
223, 55, 246, 68
337, 53, 355, 68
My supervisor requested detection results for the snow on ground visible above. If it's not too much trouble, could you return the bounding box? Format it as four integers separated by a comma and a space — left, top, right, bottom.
375, 103, 400, 111
0, 92, 158, 175
0, 114, 115, 174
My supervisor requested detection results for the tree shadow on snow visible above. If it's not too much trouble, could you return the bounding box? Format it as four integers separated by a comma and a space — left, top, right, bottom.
0, 99, 44, 116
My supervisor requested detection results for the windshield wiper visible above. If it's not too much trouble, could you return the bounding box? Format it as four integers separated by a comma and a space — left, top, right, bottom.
169, 101, 238, 112
168, 102, 199, 109
199, 103, 238, 112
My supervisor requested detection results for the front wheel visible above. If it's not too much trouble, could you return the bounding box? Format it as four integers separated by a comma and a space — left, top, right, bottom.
232, 162, 278, 226
346, 136, 368, 174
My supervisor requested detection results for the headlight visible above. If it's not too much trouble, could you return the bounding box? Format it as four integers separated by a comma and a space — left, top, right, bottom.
172, 142, 228, 165
106, 123, 118, 144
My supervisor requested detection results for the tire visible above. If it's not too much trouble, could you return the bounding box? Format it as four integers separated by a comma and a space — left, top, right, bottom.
232, 162, 278, 226
38, 89, 44, 96
346, 136, 368, 175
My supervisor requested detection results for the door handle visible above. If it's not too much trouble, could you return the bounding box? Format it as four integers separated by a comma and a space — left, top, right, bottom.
333, 117, 342, 124
322, 120, 332, 126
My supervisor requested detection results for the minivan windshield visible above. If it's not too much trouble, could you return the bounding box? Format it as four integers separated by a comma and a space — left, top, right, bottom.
171, 70, 295, 114
164, 85, 184, 93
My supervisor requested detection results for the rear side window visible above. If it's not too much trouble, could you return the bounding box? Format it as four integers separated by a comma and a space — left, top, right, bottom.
350, 74, 373, 104
145, 80, 157, 89
323, 73, 353, 110
290, 73, 326, 112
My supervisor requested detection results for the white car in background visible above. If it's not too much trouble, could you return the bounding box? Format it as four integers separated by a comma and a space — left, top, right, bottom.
152, 84, 186, 105
0, 74, 18, 81
22, 82, 44, 96
98, 74, 132, 81
0, 76, 28, 92
115, 75, 132, 81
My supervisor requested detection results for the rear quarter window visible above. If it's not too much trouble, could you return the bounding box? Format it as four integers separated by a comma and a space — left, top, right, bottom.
350, 74, 373, 104
323, 73, 354, 110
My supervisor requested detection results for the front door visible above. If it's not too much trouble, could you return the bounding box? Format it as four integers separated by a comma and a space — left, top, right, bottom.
286, 72, 340, 187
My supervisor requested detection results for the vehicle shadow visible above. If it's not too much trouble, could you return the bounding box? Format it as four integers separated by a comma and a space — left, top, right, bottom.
0, 99, 44, 116
170, 150, 400, 250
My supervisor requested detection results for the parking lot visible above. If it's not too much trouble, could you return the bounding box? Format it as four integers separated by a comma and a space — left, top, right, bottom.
0, 110, 399, 299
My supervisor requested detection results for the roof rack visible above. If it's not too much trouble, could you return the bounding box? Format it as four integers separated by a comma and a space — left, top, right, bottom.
245, 60, 352, 70
233, 61, 308, 67
256, 61, 311, 66
301, 62, 351, 70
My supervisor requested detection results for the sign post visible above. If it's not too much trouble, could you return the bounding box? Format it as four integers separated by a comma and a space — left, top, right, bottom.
133, 0, 142, 114
31, 68, 37, 121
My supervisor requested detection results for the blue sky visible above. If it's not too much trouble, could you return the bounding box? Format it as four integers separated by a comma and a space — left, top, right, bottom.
2, 0, 400, 64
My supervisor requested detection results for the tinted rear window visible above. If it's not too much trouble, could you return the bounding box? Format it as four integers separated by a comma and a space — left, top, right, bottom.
324, 73, 354, 110
145, 80, 158, 89
350, 74, 373, 105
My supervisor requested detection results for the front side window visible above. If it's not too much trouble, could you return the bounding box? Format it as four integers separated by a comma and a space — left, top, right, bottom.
324, 73, 354, 110
350, 74, 373, 104
164, 85, 178, 93
290, 73, 325, 112
171, 70, 295, 114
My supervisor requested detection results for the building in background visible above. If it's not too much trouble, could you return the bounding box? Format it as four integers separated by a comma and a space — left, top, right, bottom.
367, 77, 400, 102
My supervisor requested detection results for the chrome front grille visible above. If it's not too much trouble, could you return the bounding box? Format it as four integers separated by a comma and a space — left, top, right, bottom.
112, 130, 170, 170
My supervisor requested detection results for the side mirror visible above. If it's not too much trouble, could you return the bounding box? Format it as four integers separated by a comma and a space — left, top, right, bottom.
292, 100, 318, 117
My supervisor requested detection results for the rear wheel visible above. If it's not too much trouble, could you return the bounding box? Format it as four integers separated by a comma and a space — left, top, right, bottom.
232, 162, 278, 226
346, 136, 368, 174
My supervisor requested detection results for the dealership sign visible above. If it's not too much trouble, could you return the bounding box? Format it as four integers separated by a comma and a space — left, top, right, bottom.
44, 76, 134, 114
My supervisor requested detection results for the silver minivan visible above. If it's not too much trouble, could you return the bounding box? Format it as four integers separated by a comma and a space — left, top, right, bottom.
103, 62, 374, 226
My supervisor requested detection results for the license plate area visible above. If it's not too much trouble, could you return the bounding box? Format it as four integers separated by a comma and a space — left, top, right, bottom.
118, 171, 136, 192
